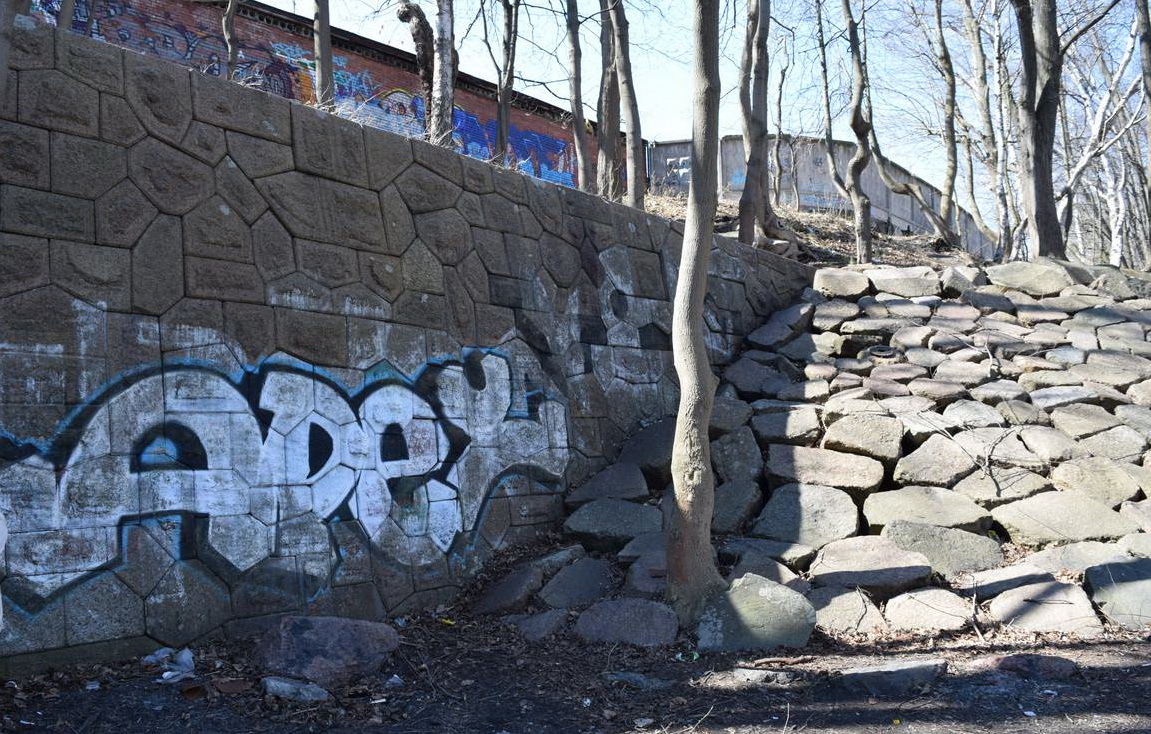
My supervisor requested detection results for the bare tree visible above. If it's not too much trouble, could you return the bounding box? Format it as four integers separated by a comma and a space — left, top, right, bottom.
313, 0, 335, 109
480, 0, 522, 166
223, 0, 242, 79
929, 0, 957, 227
606, 0, 645, 208
737, 0, 772, 245
771, 35, 791, 208
564, 0, 595, 192
1133, 0, 1151, 212
596, 0, 622, 200
398, 3, 436, 107
429, 0, 457, 146
57, 0, 75, 32
666, 0, 726, 627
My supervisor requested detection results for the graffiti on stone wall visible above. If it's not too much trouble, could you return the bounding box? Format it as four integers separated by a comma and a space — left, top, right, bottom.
34, 0, 577, 187
0, 346, 568, 650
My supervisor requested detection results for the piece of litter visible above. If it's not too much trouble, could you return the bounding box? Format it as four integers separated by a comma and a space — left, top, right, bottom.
384, 674, 404, 688
1040, 689, 1058, 696
1023, 711, 1037, 717
634, 719, 655, 728
142, 647, 177, 666
581, 697, 592, 707
84, 681, 100, 691
370, 698, 388, 705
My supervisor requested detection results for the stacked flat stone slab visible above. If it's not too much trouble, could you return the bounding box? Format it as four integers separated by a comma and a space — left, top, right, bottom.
0, 26, 815, 668
497, 258, 1151, 649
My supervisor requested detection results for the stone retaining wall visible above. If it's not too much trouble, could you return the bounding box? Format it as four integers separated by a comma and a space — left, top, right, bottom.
0, 24, 813, 666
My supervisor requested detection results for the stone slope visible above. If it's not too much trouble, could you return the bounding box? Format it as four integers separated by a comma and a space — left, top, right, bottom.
473, 258, 1151, 649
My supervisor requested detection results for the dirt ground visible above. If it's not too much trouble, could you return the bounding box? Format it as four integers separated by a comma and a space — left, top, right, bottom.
4, 609, 1149, 734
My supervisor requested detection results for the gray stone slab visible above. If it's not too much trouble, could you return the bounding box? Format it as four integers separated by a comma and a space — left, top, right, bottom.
809, 536, 932, 596
988, 581, 1103, 636
807, 585, 888, 635
1085, 558, 1151, 630
124, 52, 190, 144
1024, 541, 1131, 575
893, 434, 977, 487
766, 445, 884, 495
712, 479, 764, 535
992, 491, 1140, 545
884, 587, 970, 631
574, 599, 677, 647
537, 558, 614, 609
473, 566, 545, 615
953, 468, 1051, 508
566, 462, 649, 507
838, 658, 947, 697
751, 483, 859, 550
881, 521, 1002, 578
1051, 457, 1143, 507
696, 574, 815, 652
563, 499, 662, 551
864, 486, 991, 533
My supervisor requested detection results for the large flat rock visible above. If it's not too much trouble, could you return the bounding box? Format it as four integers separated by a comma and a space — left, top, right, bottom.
696, 574, 815, 652
884, 588, 970, 632
1085, 557, 1151, 630
992, 491, 1140, 545
574, 599, 678, 647
894, 434, 977, 487
563, 499, 663, 551
807, 586, 888, 635
766, 446, 884, 495
751, 483, 859, 550
809, 536, 932, 597
987, 581, 1103, 636
880, 521, 1002, 578
864, 486, 991, 533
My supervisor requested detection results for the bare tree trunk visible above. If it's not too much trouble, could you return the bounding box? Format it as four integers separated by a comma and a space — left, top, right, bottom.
817, 0, 849, 204
666, 0, 726, 628
565, 0, 594, 192
494, 0, 521, 167
398, 2, 436, 117
0, 0, 16, 106
1009, 0, 1064, 259
57, 0, 75, 32
597, 0, 621, 200
1137, 0, 1151, 215
223, 0, 241, 79
313, 0, 334, 109
607, 0, 644, 208
426, 0, 456, 147
841, 0, 873, 264
932, 0, 957, 226
738, 0, 766, 245
771, 40, 789, 208
870, 129, 956, 246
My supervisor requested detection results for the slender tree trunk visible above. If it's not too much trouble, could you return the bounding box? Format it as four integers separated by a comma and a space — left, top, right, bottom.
1137, 0, 1151, 215
841, 0, 873, 263
1009, 0, 1064, 259
427, 0, 456, 147
565, 0, 594, 192
933, 0, 957, 226
312, 0, 334, 109
223, 0, 241, 79
0, 0, 16, 106
666, 0, 726, 628
57, 0, 75, 32
494, 0, 520, 167
597, 0, 621, 200
771, 43, 789, 208
816, 0, 849, 203
398, 2, 436, 119
607, 0, 644, 208
738, 0, 769, 246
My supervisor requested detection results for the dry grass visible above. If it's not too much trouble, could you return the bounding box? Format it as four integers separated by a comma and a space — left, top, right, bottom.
645, 193, 972, 270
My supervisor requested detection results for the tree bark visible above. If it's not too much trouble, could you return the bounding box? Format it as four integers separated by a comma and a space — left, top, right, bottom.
771, 41, 789, 208
737, 0, 769, 246
223, 0, 241, 79
494, 0, 520, 167
312, 0, 334, 109
607, 0, 644, 208
398, 2, 436, 127
932, 0, 957, 227
666, 0, 726, 628
57, 0, 75, 32
841, 0, 873, 264
1131, 0, 1150, 217
427, 0, 456, 147
1009, 0, 1064, 259
596, 0, 622, 200
565, 0, 594, 192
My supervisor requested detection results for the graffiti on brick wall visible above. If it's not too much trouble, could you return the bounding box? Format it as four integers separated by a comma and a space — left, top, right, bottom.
34, 0, 577, 187
0, 347, 568, 649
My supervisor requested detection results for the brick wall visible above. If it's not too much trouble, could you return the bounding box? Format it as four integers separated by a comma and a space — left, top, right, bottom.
0, 25, 813, 669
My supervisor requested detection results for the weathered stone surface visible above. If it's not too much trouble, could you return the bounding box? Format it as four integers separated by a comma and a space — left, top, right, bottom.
0, 233, 49, 299
191, 71, 291, 143
1118, 533, 1151, 557
710, 396, 753, 435
254, 616, 399, 688
124, 53, 191, 144
624, 550, 668, 596
538, 558, 614, 608
364, 127, 414, 190
933, 360, 993, 386
1085, 557, 1151, 630
813, 269, 870, 299
1080, 425, 1148, 463
953, 468, 1050, 508
992, 491, 1139, 545
838, 658, 947, 697
93, 179, 156, 247
864, 486, 990, 533
473, 566, 545, 615
395, 164, 462, 213
132, 215, 184, 315
258, 172, 387, 251
750, 407, 821, 446
987, 581, 1102, 636
820, 413, 902, 464
813, 299, 860, 331
1051, 457, 1143, 507
64, 573, 145, 644
574, 599, 677, 647
19, 69, 98, 137
508, 609, 568, 641
696, 574, 815, 652
746, 302, 814, 349
1120, 500, 1151, 532
0, 120, 48, 189
51, 240, 131, 309
566, 462, 649, 507
751, 484, 858, 550
807, 586, 888, 634
985, 261, 1076, 297
262, 677, 330, 702
766, 446, 884, 494
884, 587, 970, 631
721, 537, 817, 571
952, 563, 1053, 599
1018, 426, 1089, 464
274, 309, 347, 366
1050, 403, 1124, 438
1024, 541, 1130, 575
129, 138, 214, 215
712, 479, 764, 535
893, 434, 977, 487
881, 521, 1002, 578
1030, 385, 1098, 410
145, 561, 231, 646
563, 499, 662, 551
291, 105, 367, 186
1, 185, 93, 241
952, 428, 1044, 471
711, 426, 763, 484
809, 536, 932, 596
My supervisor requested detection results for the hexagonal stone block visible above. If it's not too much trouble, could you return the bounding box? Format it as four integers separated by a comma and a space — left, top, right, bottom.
360, 252, 403, 301
184, 195, 253, 262
364, 126, 413, 190
0, 120, 49, 189
415, 209, 471, 265
51, 132, 127, 199
51, 240, 131, 310
131, 215, 184, 314
0, 233, 49, 299
291, 104, 368, 187
257, 171, 386, 250
191, 71, 291, 143
124, 51, 192, 144
146, 560, 232, 646
297, 239, 360, 288
207, 514, 272, 572
96, 179, 157, 247
19, 69, 98, 136
129, 138, 214, 215
214, 156, 267, 223
181, 121, 228, 165
57, 31, 124, 94
1, 184, 94, 241
65, 572, 145, 644
395, 164, 461, 213
226, 130, 294, 178
115, 524, 176, 597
